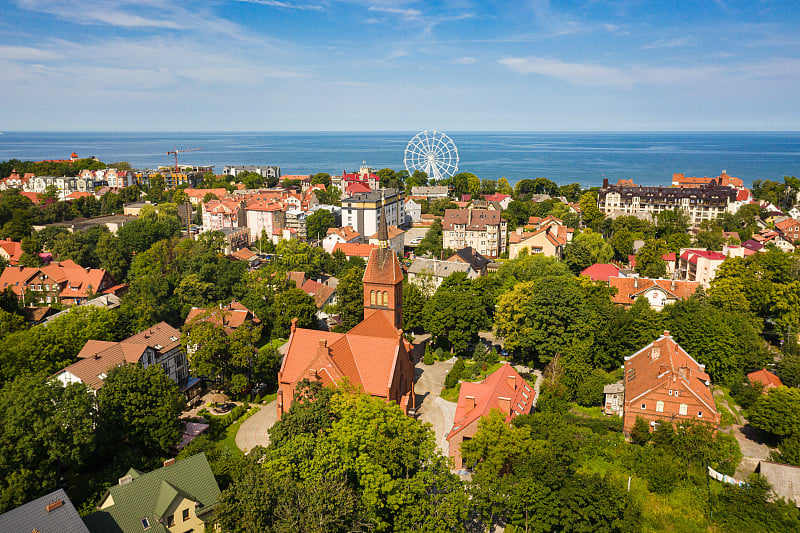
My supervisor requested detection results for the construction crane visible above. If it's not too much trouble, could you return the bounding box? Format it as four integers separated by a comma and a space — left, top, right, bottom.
166, 147, 201, 173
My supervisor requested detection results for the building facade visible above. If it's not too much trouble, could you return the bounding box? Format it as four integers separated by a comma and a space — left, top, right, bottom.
223, 165, 280, 179
341, 188, 405, 238
442, 209, 507, 258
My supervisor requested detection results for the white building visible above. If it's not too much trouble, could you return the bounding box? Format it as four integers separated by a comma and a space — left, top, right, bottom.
405, 198, 422, 223
341, 188, 405, 238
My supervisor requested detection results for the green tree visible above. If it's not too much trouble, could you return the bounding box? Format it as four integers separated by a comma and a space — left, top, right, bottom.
96, 364, 184, 467
95, 232, 128, 281
423, 272, 490, 354
333, 263, 367, 331
497, 177, 514, 196
273, 288, 317, 338
749, 387, 800, 439
311, 172, 332, 187
635, 238, 668, 278
306, 209, 336, 241
0, 375, 95, 512
578, 191, 604, 227
402, 280, 427, 333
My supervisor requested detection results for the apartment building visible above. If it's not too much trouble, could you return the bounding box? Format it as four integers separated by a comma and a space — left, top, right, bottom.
442, 209, 507, 258
341, 188, 405, 238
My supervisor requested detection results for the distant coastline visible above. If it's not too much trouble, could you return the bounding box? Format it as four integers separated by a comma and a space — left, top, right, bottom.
1, 131, 798, 188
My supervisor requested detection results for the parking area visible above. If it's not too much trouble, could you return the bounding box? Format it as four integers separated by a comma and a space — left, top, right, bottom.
404, 226, 430, 247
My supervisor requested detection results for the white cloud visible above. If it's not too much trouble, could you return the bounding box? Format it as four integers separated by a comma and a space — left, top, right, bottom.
451, 56, 477, 64
368, 6, 423, 20
235, 0, 324, 11
641, 36, 696, 50
500, 57, 632, 87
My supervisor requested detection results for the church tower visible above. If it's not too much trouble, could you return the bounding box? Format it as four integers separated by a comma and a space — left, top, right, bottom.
362, 202, 404, 330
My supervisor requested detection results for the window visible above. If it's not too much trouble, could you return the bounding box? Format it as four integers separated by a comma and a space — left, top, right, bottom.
166, 515, 175, 527
370, 291, 375, 306
698, 411, 703, 417
383, 291, 388, 306
182, 508, 190, 521
141, 518, 151, 529
641, 403, 646, 410
674, 390, 679, 397
679, 403, 688, 416
656, 401, 664, 412
668, 390, 672, 395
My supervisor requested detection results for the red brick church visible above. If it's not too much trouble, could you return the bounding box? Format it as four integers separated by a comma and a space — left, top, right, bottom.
277, 212, 416, 416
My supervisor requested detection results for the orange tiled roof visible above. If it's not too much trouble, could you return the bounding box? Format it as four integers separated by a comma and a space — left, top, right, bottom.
300, 278, 336, 309
442, 209, 505, 231
0, 239, 23, 264
185, 301, 261, 333
624, 332, 717, 417
748, 369, 783, 389
363, 247, 404, 286
326, 226, 360, 241
609, 277, 700, 305
581, 263, 620, 283
448, 363, 534, 441
332, 242, 376, 258
368, 225, 405, 240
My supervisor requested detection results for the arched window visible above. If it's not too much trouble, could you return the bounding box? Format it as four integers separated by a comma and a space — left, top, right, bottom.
370, 290, 376, 306
383, 291, 389, 307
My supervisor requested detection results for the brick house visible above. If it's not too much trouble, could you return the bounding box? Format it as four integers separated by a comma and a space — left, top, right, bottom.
776, 218, 800, 243
277, 212, 415, 417
609, 277, 701, 311
0, 260, 118, 306
447, 363, 534, 469
622, 331, 720, 435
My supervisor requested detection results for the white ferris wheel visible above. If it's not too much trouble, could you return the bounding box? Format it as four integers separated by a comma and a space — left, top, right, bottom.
404, 130, 459, 182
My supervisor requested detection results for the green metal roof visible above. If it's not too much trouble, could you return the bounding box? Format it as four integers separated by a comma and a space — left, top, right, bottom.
83, 453, 220, 533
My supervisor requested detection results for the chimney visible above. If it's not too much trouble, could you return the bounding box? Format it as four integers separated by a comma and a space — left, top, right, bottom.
465, 396, 476, 411
516, 226, 523, 236
498, 397, 512, 415
634, 278, 638, 289
46, 500, 64, 512
290, 317, 298, 334
317, 338, 328, 358
308, 368, 317, 380
664, 330, 670, 337
118, 475, 133, 485
671, 280, 676, 290
163, 458, 176, 467
507, 375, 516, 390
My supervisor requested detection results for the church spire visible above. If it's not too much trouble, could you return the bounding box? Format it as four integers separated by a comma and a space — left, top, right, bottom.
377, 193, 389, 248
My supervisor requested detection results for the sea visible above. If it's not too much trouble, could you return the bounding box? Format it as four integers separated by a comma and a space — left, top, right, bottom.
1, 131, 799, 189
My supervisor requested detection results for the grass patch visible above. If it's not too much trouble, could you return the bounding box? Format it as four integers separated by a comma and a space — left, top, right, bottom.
714, 386, 743, 426
440, 382, 460, 403
260, 392, 278, 404
569, 403, 605, 419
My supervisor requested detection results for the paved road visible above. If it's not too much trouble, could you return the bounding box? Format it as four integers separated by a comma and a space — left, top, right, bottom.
414, 359, 457, 456
235, 401, 278, 453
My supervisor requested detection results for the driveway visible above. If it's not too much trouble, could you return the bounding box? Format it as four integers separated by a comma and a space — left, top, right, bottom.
414, 359, 457, 456
732, 423, 774, 479
235, 400, 278, 453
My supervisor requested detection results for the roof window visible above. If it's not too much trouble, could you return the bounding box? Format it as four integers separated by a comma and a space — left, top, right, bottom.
154, 344, 163, 350
142, 518, 151, 529
169, 336, 179, 342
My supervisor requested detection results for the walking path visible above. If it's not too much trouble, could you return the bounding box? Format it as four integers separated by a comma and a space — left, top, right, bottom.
414, 359, 456, 456
235, 400, 278, 453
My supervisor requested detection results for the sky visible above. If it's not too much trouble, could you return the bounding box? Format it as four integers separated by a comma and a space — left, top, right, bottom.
1, 0, 799, 131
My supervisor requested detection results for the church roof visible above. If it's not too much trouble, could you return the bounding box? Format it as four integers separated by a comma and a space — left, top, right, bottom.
363, 247, 404, 286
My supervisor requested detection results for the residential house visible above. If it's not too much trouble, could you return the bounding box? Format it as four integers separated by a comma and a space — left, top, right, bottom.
445, 247, 491, 276
287, 272, 338, 325
271, 227, 298, 244
603, 382, 625, 416
508, 225, 565, 260
323, 226, 360, 254
598, 178, 736, 229
755, 461, 800, 507
216, 227, 250, 254
341, 188, 406, 237
776, 218, 800, 243
442, 209, 507, 258
609, 277, 700, 311
0, 169, 34, 190
277, 213, 415, 417
83, 454, 221, 533
0, 239, 23, 265
23, 174, 98, 201
405, 197, 423, 223
43, 293, 123, 324
185, 301, 261, 334
332, 242, 377, 261
244, 199, 286, 242
368, 225, 405, 254
52, 322, 192, 395
677, 249, 727, 287
184, 187, 229, 206
411, 185, 449, 199
32, 214, 137, 235
621, 331, 720, 435
0, 489, 89, 533
789, 207, 800, 220
228, 247, 260, 269
333, 164, 380, 193
79, 168, 133, 188
581, 263, 621, 283
0, 260, 118, 306
483, 193, 512, 210
201, 198, 246, 232
747, 369, 783, 391
446, 363, 534, 469
223, 165, 280, 180
672, 170, 745, 190
407, 258, 477, 295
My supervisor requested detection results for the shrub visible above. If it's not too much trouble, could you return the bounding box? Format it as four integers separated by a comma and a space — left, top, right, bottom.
423, 348, 434, 365
254, 395, 262, 404
574, 369, 607, 407
630, 416, 651, 445
445, 358, 465, 389
473, 342, 488, 361
486, 348, 499, 364
435, 347, 445, 361
242, 401, 249, 409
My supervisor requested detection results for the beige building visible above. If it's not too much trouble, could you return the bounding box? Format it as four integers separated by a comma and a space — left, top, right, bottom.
368, 225, 405, 254
677, 249, 726, 287
508, 225, 566, 260
442, 209, 507, 258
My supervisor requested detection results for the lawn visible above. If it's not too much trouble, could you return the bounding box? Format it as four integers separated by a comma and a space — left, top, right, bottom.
439, 360, 505, 400
714, 386, 744, 426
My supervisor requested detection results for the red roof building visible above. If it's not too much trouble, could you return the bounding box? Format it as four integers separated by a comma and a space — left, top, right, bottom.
622, 331, 720, 434
609, 277, 700, 310
776, 218, 800, 243
277, 211, 414, 418
747, 369, 783, 391
677, 249, 726, 287
185, 301, 261, 334
0, 239, 23, 265
580, 263, 620, 283
447, 363, 534, 469
332, 242, 377, 259
0, 261, 117, 306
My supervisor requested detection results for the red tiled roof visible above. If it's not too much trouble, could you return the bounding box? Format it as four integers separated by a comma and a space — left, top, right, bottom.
580, 263, 620, 283
185, 301, 261, 333
66, 191, 92, 200
624, 332, 717, 422
447, 363, 534, 441
368, 225, 405, 240
747, 369, 783, 389
680, 249, 726, 264
775, 218, 800, 232
287, 271, 307, 288
363, 247, 404, 286
300, 279, 336, 309
609, 277, 700, 305
736, 189, 750, 202
0, 239, 23, 264
19, 191, 42, 203
483, 193, 511, 202
230, 247, 256, 261
326, 226, 360, 241
346, 182, 372, 194
333, 242, 376, 258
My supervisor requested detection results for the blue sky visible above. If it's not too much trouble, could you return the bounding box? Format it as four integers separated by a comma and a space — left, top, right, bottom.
1, 0, 798, 131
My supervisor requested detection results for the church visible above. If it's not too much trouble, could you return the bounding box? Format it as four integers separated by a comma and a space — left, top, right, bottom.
277, 211, 416, 417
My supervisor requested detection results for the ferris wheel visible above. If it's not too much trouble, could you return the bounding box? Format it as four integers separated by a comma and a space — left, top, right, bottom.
404, 130, 459, 182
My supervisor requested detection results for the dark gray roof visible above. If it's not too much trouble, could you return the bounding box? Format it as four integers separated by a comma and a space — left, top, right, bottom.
341, 188, 403, 203
0, 488, 90, 533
